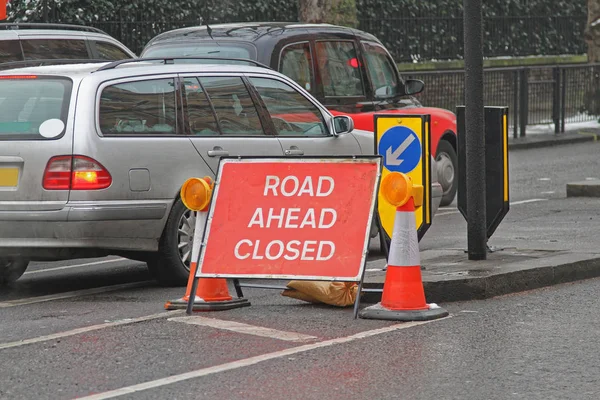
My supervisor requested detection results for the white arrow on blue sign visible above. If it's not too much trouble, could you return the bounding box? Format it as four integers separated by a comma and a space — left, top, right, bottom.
378, 126, 422, 173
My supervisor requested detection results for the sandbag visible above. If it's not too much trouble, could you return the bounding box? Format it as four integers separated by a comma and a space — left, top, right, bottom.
281, 280, 358, 307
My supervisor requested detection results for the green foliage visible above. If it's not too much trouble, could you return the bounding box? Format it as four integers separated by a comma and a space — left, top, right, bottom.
6, 0, 588, 61
330, 0, 359, 28
356, 0, 587, 62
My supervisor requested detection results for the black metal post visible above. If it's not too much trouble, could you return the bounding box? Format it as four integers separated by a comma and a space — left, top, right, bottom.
463, 0, 487, 260
560, 69, 567, 133
519, 69, 529, 137
553, 67, 560, 134
43, 0, 48, 22
513, 70, 519, 139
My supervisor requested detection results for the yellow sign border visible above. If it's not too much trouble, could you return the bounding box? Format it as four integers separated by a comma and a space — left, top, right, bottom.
374, 114, 432, 241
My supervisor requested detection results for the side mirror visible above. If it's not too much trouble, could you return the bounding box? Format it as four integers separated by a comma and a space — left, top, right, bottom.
404, 79, 425, 95
333, 115, 354, 135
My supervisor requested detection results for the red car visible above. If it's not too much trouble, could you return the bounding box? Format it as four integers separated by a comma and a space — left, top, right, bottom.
142, 22, 458, 206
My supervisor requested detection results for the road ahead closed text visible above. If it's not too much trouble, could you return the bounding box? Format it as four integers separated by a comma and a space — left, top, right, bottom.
198, 159, 381, 280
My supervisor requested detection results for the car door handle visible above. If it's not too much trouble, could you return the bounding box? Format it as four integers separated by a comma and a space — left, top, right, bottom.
207, 149, 229, 157
285, 148, 304, 156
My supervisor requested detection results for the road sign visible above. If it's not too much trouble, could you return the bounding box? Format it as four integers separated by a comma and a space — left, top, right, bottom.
374, 115, 432, 241
457, 106, 510, 239
195, 156, 382, 281
378, 126, 422, 173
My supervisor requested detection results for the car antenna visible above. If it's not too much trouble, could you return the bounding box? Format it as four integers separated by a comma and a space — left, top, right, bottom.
200, 6, 213, 39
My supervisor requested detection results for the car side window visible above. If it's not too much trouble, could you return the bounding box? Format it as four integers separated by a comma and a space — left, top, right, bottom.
249, 77, 328, 137
99, 78, 179, 135
182, 77, 219, 136
21, 39, 89, 60
95, 41, 132, 60
279, 42, 314, 94
315, 41, 364, 97
198, 76, 265, 136
361, 41, 400, 98
0, 40, 23, 62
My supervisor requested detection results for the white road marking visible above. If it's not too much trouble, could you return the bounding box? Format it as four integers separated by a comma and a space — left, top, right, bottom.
538, 178, 551, 181
585, 177, 598, 181
541, 191, 555, 195
170, 316, 318, 342
435, 198, 547, 217
511, 198, 547, 205
24, 258, 128, 275
0, 310, 184, 351
0, 281, 153, 309
435, 211, 461, 216
365, 268, 384, 272
76, 316, 451, 400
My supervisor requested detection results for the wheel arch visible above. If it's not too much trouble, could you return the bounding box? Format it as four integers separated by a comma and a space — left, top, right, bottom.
438, 130, 457, 155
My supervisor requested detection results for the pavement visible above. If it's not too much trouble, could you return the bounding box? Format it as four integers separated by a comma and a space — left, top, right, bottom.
361, 126, 600, 305
508, 127, 599, 150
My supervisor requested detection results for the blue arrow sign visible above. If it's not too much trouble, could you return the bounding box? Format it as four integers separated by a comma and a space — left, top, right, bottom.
378, 126, 422, 173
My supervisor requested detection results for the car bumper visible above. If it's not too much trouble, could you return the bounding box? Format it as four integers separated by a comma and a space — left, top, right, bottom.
0, 201, 171, 258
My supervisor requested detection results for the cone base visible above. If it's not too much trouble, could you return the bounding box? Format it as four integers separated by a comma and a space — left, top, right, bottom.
359, 302, 449, 321
165, 297, 250, 311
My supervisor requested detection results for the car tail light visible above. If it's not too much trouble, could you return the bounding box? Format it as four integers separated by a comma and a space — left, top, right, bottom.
42, 156, 72, 190
43, 155, 112, 190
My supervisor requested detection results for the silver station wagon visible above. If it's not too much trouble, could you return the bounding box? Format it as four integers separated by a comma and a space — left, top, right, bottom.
0, 59, 442, 285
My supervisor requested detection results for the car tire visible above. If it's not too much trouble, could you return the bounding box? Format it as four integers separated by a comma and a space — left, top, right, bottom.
147, 198, 194, 287
436, 139, 458, 207
0, 258, 29, 285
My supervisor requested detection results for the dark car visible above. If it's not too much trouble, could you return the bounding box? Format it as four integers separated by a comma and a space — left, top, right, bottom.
141, 22, 458, 206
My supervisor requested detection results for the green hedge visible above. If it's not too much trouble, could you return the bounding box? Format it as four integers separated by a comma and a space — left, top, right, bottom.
6, 0, 588, 61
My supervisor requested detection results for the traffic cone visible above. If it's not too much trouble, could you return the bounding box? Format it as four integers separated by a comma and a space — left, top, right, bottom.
360, 174, 448, 321
165, 177, 250, 312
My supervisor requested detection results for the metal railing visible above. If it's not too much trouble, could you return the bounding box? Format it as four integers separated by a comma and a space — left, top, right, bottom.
405, 64, 600, 138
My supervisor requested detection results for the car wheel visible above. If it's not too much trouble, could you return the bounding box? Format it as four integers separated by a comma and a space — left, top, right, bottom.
436, 139, 458, 207
0, 258, 29, 285
147, 198, 195, 287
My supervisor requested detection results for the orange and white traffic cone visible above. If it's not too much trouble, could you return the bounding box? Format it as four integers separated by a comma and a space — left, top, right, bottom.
360, 172, 448, 321
164, 177, 250, 312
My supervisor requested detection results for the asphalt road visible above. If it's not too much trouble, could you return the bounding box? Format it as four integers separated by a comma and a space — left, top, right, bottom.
1, 140, 600, 399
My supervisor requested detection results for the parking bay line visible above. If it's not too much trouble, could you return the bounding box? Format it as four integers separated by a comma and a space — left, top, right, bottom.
0, 281, 153, 309
169, 316, 319, 343
0, 310, 185, 351
435, 198, 547, 217
24, 258, 129, 275
76, 316, 451, 400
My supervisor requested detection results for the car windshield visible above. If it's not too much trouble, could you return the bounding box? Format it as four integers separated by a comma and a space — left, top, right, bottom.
142, 43, 257, 65
361, 41, 405, 99
0, 76, 72, 140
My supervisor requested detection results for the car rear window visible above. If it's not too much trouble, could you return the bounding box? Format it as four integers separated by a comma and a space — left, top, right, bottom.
21, 39, 89, 60
0, 40, 23, 63
0, 76, 72, 140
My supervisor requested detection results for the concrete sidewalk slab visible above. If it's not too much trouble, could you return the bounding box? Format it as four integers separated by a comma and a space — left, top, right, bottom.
508, 132, 597, 150
361, 197, 600, 304
567, 181, 600, 197
362, 249, 600, 303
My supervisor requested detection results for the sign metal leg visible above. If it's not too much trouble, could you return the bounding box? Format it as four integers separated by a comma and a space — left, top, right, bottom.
353, 279, 364, 320
233, 279, 244, 298
186, 276, 200, 315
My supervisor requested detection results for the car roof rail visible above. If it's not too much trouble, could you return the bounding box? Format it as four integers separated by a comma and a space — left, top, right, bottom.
0, 22, 107, 34
0, 58, 109, 71
93, 56, 273, 72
